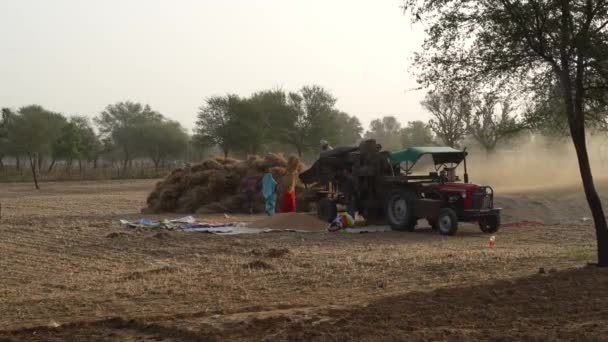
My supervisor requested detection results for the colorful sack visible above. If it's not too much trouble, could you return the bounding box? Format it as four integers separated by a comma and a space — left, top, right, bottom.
328, 212, 355, 232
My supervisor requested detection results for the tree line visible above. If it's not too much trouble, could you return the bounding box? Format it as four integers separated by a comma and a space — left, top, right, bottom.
195, 83, 562, 159
363, 89, 567, 154
0, 85, 365, 188
0, 103, 191, 189
194, 85, 363, 157
1, 83, 577, 190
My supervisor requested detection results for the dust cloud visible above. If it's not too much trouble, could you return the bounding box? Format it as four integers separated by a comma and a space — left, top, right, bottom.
464, 134, 608, 193
460, 134, 608, 223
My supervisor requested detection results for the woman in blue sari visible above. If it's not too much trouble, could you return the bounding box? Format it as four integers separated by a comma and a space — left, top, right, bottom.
261, 171, 278, 216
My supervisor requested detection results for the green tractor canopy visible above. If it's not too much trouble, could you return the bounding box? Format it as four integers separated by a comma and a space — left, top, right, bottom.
390, 146, 467, 168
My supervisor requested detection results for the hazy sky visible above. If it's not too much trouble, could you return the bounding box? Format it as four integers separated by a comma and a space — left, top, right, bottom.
0, 0, 427, 131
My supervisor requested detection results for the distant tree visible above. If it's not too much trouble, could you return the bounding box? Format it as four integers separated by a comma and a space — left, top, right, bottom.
525, 101, 568, 142
95, 101, 163, 173
3, 109, 24, 170
99, 137, 119, 168
522, 83, 606, 138
234, 91, 283, 155
71, 117, 101, 168
400, 120, 434, 147
195, 95, 242, 157
0, 108, 18, 170
364, 116, 402, 151
333, 110, 363, 147
421, 90, 471, 148
50, 116, 100, 173
0, 108, 10, 131
468, 93, 519, 153
51, 121, 80, 172
186, 135, 211, 162
280, 85, 338, 157
38, 110, 67, 172
136, 120, 189, 172
9, 105, 67, 189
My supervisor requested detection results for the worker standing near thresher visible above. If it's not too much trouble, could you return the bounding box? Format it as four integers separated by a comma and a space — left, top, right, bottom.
279, 156, 301, 213
261, 170, 278, 216
243, 173, 258, 214
320, 140, 333, 153
280, 171, 297, 213
320, 140, 334, 194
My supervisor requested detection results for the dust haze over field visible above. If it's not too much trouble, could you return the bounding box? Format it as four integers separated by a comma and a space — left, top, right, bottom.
466, 134, 608, 192
458, 134, 608, 224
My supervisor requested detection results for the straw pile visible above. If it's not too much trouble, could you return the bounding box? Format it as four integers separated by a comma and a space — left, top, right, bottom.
144, 154, 312, 214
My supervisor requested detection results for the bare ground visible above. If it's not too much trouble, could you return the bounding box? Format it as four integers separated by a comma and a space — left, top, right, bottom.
0, 180, 606, 341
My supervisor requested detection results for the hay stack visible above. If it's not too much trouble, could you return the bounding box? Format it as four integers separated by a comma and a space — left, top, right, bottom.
144, 153, 312, 214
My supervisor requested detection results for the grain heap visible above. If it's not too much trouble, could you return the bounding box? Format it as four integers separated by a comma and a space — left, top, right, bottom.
247, 212, 328, 231
144, 154, 312, 214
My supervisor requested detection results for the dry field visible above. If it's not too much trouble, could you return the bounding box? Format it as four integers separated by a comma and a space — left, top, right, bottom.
1, 180, 607, 341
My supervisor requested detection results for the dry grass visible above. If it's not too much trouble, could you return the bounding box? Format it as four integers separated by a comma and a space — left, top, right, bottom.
0, 180, 604, 341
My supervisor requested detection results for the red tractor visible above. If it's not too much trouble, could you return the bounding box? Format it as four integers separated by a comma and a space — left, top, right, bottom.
300, 141, 501, 235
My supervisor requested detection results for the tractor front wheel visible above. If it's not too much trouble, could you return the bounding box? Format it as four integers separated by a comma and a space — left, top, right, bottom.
436, 208, 458, 236
479, 215, 500, 233
385, 189, 417, 231
317, 198, 338, 223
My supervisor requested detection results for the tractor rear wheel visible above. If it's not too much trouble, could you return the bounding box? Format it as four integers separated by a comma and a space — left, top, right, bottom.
436, 208, 458, 236
479, 215, 500, 233
317, 198, 337, 223
385, 189, 417, 231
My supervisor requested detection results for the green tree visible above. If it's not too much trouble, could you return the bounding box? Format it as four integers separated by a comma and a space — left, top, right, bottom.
195, 95, 242, 157
136, 120, 189, 172
50, 116, 100, 173
39, 109, 67, 172
1, 108, 25, 171
421, 90, 471, 148
51, 121, 80, 172
281, 85, 338, 157
521, 83, 606, 138
99, 136, 120, 168
469, 94, 520, 153
404, 0, 608, 265
9, 105, 67, 189
333, 110, 363, 146
0, 108, 17, 170
186, 135, 210, 162
239, 90, 293, 155
525, 94, 569, 139
364, 116, 403, 151
400, 120, 434, 147
72, 117, 101, 168
95, 101, 163, 173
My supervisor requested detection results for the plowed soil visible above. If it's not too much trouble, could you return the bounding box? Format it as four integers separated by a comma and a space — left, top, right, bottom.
0, 180, 606, 341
